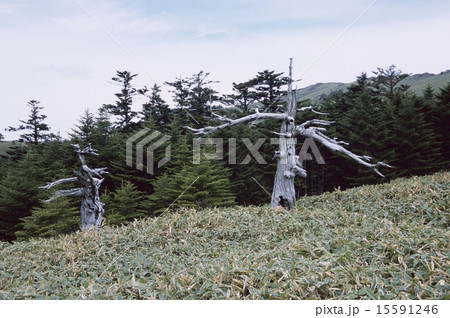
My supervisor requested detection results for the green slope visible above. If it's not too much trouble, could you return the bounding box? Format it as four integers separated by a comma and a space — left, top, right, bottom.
402, 70, 450, 95
296, 82, 350, 101
297, 70, 450, 102
0, 172, 448, 299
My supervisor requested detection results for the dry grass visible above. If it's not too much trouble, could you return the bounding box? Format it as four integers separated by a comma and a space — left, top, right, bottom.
0, 172, 448, 299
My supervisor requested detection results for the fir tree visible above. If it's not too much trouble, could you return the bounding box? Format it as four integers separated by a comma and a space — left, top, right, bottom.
0, 169, 40, 241
102, 181, 147, 226
318, 74, 398, 190
8, 100, 53, 144
69, 109, 96, 145
340, 75, 397, 187
2, 141, 28, 162
435, 82, 450, 168
15, 197, 79, 240
103, 71, 147, 133
252, 70, 290, 112
144, 173, 174, 215
224, 121, 275, 205
6, 99, 53, 162
0, 140, 76, 241
224, 80, 259, 114
141, 84, 171, 131
165, 71, 221, 127
372, 65, 410, 99
161, 128, 192, 175
392, 92, 442, 177
148, 158, 235, 214
92, 107, 114, 147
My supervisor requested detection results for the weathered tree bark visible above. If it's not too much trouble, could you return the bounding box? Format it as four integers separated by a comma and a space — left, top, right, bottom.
185, 59, 392, 209
271, 59, 298, 208
185, 111, 287, 135
40, 144, 107, 230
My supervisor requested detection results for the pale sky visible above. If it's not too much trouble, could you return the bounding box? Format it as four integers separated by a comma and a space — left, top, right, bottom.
1, 0, 449, 140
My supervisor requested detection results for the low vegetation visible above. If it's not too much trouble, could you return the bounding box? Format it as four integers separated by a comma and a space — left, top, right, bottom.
0, 172, 448, 299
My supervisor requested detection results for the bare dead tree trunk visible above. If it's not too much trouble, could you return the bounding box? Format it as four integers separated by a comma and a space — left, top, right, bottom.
185, 59, 392, 209
271, 59, 299, 208
40, 144, 107, 231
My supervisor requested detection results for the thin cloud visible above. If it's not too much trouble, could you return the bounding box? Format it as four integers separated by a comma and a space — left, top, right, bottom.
51, 3, 179, 36
0, 3, 16, 14
1, 0, 449, 141
31, 64, 94, 79
195, 26, 237, 38
79, 8, 179, 35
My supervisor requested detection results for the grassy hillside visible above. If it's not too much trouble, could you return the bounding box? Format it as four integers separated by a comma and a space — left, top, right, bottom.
402, 70, 450, 95
297, 70, 450, 102
295, 82, 350, 101
0, 172, 448, 299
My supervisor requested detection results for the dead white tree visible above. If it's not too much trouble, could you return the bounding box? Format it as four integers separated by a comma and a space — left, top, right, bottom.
40, 144, 107, 230
185, 59, 392, 209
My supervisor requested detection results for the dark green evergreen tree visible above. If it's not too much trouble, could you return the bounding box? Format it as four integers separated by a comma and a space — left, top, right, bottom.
0, 169, 41, 241
93, 107, 114, 144
161, 121, 192, 175
391, 92, 442, 177
175, 160, 235, 209
339, 74, 397, 186
435, 82, 450, 168
319, 74, 397, 190
372, 65, 410, 99
165, 71, 221, 127
15, 197, 79, 240
103, 70, 147, 133
223, 80, 259, 114
148, 157, 235, 214
102, 181, 147, 226
252, 70, 290, 112
8, 100, 53, 144
1, 141, 28, 162
69, 109, 96, 145
0, 140, 74, 241
144, 173, 174, 215
141, 84, 171, 131
99, 131, 150, 193
165, 75, 193, 126
224, 123, 274, 205
189, 71, 221, 125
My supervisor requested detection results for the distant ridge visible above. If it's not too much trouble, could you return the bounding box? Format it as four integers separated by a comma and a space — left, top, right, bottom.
296, 70, 450, 102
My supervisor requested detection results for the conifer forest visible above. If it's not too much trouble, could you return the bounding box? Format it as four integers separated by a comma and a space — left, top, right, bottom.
0, 65, 449, 241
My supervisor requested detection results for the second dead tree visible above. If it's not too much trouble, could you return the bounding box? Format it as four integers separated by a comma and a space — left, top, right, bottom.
40, 144, 108, 230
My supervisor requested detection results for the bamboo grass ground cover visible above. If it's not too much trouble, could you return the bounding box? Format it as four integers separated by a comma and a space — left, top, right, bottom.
0, 172, 448, 299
